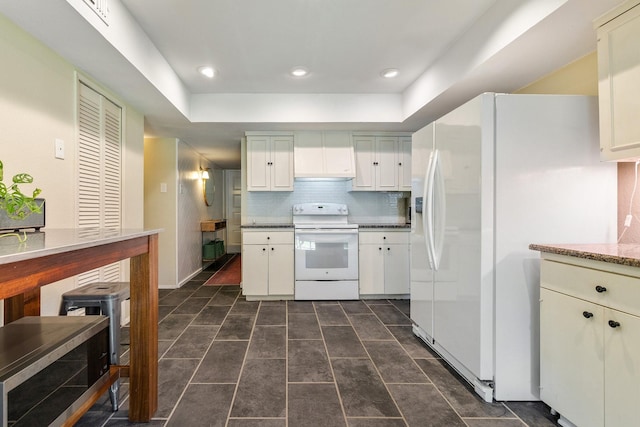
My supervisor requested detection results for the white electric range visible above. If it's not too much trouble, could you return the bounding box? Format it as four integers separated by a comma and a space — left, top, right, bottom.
292, 203, 359, 300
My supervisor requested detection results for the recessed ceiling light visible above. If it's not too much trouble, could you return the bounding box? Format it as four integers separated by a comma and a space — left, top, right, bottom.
198, 66, 215, 78
381, 68, 399, 79
290, 67, 309, 77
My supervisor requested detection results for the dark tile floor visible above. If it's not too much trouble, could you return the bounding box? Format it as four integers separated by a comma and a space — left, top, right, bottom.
70, 265, 560, 427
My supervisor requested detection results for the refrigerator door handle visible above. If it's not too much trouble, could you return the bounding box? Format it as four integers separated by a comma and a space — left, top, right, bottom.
425, 149, 438, 271
433, 152, 446, 271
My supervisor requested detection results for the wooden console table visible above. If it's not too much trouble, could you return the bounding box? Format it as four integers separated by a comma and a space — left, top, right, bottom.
201, 220, 227, 263
0, 228, 160, 423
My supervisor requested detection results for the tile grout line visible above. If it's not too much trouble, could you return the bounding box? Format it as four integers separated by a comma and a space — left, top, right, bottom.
161, 281, 227, 424
313, 301, 350, 426
285, 299, 289, 427
369, 299, 475, 426
342, 299, 411, 426
223, 296, 260, 427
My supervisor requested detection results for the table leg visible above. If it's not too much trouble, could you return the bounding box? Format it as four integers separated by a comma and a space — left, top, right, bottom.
4, 289, 40, 323
128, 234, 159, 422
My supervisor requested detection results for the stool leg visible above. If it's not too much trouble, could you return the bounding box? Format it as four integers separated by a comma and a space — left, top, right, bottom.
101, 300, 122, 411
59, 300, 70, 316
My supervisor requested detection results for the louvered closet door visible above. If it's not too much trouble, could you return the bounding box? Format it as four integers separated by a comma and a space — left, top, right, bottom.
77, 83, 122, 285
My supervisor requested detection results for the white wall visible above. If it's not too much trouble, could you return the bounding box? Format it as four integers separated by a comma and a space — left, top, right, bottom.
145, 137, 225, 288
0, 14, 144, 315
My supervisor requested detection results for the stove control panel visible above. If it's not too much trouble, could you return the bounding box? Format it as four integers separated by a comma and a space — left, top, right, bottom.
293, 203, 348, 216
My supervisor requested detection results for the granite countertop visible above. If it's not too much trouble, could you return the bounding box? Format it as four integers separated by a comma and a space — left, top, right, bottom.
358, 224, 411, 229
529, 243, 640, 268
242, 223, 410, 229
241, 224, 294, 229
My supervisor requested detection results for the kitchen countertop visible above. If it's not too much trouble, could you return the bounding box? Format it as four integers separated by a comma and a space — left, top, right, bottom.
358, 224, 411, 229
529, 243, 640, 268
241, 224, 294, 229
241, 223, 410, 229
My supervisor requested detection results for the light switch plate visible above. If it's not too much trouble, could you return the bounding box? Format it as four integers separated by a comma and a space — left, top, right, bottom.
55, 138, 65, 159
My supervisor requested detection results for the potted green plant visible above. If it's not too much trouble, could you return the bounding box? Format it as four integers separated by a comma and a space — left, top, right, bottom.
0, 160, 44, 238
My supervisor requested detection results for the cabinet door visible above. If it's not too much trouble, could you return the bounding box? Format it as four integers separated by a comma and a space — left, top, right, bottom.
324, 132, 355, 177
246, 136, 271, 191
604, 308, 640, 427
398, 137, 411, 191
352, 136, 376, 190
268, 244, 294, 295
359, 244, 384, 295
375, 137, 398, 190
598, 4, 640, 161
270, 136, 294, 191
540, 288, 604, 427
384, 244, 410, 294
294, 132, 324, 177
242, 245, 269, 296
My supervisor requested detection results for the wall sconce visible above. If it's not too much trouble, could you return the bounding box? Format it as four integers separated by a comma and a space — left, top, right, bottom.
201, 168, 214, 206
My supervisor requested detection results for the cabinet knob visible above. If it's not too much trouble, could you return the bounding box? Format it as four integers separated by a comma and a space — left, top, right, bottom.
387, 247, 391, 251
583, 311, 594, 319
378, 247, 382, 251
595, 285, 607, 293
398, 162, 402, 166
608, 320, 621, 328
271, 247, 274, 251
262, 248, 266, 251
267, 236, 270, 240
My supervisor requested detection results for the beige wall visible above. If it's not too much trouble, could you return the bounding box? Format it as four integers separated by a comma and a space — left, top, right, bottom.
516, 53, 598, 95
144, 138, 178, 288
0, 14, 144, 315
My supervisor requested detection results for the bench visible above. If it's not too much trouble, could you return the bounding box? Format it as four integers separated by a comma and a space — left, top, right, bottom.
0, 316, 110, 426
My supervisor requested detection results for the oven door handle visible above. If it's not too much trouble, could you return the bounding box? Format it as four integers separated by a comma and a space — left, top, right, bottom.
295, 229, 358, 235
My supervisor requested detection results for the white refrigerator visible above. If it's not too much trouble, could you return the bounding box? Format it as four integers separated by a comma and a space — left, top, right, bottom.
410, 93, 617, 402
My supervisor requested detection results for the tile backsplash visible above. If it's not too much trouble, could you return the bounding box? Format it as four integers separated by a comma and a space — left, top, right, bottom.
245, 180, 408, 224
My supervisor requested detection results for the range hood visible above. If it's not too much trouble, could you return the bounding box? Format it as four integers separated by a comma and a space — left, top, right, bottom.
294, 131, 356, 179
294, 176, 353, 181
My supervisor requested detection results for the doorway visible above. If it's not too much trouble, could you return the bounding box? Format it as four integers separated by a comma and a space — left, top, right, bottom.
225, 169, 242, 253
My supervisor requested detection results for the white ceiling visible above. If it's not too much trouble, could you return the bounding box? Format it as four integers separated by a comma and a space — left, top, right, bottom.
0, 0, 627, 168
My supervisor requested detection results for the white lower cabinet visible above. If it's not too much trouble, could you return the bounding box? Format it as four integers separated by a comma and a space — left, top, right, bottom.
359, 230, 409, 296
540, 288, 604, 427
539, 258, 640, 427
241, 230, 294, 298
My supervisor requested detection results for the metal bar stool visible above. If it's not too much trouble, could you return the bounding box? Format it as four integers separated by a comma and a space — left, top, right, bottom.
59, 282, 130, 411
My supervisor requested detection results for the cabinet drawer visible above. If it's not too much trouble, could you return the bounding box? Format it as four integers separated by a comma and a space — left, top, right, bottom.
359, 230, 409, 245
541, 260, 640, 316
242, 230, 294, 245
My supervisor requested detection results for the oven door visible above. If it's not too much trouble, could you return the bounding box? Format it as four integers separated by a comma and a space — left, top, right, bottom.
294, 229, 359, 281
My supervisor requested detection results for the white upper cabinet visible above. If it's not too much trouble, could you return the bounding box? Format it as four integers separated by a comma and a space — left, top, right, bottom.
246, 134, 294, 191
294, 131, 355, 178
352, 134, 410, 191
398, 136, 411, 191
596, 1, 640, 161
